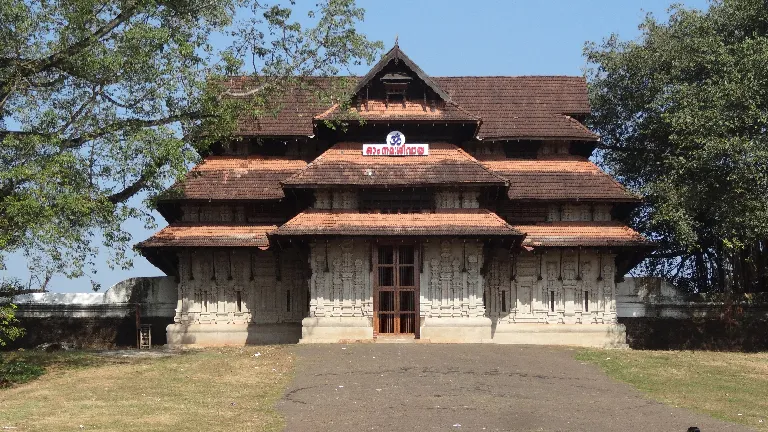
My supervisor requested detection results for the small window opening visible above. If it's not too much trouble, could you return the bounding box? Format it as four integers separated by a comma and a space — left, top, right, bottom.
501, 290, 507, 312
203, 291, 209, 312
286, 290, 291, 312
549, 291, 555, 312
236, 291, 242, 313
584, 291, 589, 312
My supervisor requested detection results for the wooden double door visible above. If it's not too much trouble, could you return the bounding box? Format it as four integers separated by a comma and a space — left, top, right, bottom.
373, 244, 420, 338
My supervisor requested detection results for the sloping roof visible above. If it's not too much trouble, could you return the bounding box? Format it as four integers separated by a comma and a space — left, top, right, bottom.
314, 99, 480, 122
282, 142, 507, 188
229, 77, 596, 140
272, 209, 523, 237
481, 156, 640, 202
137, 224, 276, 248
162, 156, 307, 201
227, 76, 354, 137
513, 222, 649, 247
434, 76, 594, 140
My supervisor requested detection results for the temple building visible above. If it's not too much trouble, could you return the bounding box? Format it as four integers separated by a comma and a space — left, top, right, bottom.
138, 45, 651, 346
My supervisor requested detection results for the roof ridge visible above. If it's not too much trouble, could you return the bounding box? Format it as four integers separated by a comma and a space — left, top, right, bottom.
483, 208, 523, 235
586, 158, 643, 201
433, 75, 586, 79
562, 115, 599, 139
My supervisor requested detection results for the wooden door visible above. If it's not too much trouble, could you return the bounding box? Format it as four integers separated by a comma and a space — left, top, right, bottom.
373, 244, 420, 338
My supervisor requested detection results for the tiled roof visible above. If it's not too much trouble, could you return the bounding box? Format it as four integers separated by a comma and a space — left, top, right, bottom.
163, 156, 307, 201
272, 209, 523, 237
282, 142, 507, 187
226, 76, 351, 137
137, 224, 276, 248
513, 222, 649, 247
229, 76, 596, 140
315, 100, 480, 122
433, 76, 595, 140
481, 156, 639, 202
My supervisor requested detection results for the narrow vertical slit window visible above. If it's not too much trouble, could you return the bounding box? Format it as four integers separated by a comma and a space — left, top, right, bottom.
501, 290, 507, 312
286, 290, 291, 312
550, 291, 555, 312
584, 291, 589, 312
227, 252, 233, 280
236, 291, 242, 313
203, 291, 209, 312
188, 252, 194, 280
210, 250, 216, 281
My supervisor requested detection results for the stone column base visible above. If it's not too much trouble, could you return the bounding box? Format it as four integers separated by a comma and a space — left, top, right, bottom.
166, 323, 301, 347
420, 316, 493, 343
491, 323, 628, 348
300, 317, 373, 343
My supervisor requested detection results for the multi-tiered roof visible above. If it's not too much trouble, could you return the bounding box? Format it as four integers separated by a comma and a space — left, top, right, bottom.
139, 45, 650, 275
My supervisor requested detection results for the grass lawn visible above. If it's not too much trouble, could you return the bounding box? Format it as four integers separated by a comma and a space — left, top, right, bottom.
0, 346, 293, 432
577, 349, 768, 431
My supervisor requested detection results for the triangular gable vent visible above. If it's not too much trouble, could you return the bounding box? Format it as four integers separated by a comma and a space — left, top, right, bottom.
352, 44, 452, 103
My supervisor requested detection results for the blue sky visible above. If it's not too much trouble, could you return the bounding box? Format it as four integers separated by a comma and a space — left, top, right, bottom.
3, 0, 710, 293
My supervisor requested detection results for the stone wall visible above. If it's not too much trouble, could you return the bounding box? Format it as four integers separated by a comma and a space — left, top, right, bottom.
9, 277, 176, 348
300, 238, 621, 344
175, 248, 308, 325
308, 239, 372, 318
616, 277, 768, 351
420, 240, 485, 318
485, 249, 618, 325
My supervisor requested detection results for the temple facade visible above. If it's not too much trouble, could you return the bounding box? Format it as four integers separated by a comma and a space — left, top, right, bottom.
138, 45, 651, 346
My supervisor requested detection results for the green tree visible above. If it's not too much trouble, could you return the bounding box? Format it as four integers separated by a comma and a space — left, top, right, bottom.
0, 0, 381, 288
0, 279, 24, 346
585, 0, 768, 293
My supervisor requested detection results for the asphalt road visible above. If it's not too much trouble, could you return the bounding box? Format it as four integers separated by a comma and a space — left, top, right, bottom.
277, 344, 754, 432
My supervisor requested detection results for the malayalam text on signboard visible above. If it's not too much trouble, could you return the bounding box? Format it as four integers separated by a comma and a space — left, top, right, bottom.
362, 131, 429, 156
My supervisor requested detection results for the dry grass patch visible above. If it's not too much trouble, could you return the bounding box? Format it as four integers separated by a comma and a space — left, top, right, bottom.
0, 346, 294, 432
577, 349, 768, 431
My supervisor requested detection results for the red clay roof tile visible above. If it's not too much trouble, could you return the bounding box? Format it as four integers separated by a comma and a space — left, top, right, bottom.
137, 224, 275, 248
481, 156, 639, 202
229, 76, 596, 140
315, 99, 480, 122
272, 209, 523, 237
164, 156, 307, 201
513, 222, 649, 247
282, 142, 507, 187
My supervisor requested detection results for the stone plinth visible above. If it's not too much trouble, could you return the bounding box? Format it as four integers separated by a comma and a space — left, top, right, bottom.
166, 323, 301, 347
420, 317, 493, 343
299, 317, 373, 343
491, 323, 627, 348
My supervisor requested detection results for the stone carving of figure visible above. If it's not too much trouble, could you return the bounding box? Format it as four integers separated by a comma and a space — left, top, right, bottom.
354, 259, 364, 315
332, 258, 341, 307
430, 258, 440, 312
451, 258, 461, 311
562, 261, 576, 285
602, 264, 615, 311
545, 262, 558, 306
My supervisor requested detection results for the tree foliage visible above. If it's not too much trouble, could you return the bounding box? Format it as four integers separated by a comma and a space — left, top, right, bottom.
0, 0, 381, 287
586, 0, 768, 293
0, 279, 24, 346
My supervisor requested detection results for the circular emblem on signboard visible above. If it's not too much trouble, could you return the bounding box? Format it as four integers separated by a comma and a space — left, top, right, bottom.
386, 131, 405, 146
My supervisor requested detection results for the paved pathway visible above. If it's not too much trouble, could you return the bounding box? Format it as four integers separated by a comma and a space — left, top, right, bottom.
278, 344, 753, 431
